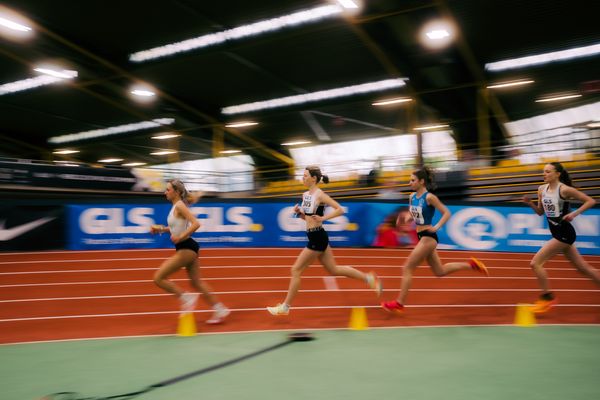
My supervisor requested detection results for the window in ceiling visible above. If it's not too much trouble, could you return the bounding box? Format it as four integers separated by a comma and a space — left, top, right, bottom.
149, 155, 254, 192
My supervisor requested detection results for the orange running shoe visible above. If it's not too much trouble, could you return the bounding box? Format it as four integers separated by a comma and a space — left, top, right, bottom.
381, 300, 404, 313
469, 257, 489, 276
531, 296, 557, 314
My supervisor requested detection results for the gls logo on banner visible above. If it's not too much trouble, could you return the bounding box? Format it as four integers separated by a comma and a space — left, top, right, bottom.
79, 206, 257, 234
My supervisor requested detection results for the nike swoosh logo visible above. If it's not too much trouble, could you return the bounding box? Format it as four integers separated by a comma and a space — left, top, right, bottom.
0, 217, 56, 241
548, 220, 559, 226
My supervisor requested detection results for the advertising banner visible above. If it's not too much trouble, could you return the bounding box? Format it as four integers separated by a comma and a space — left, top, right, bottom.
66, 202, 365, 250
66, 202, 600, 254
0, 206, 65, 251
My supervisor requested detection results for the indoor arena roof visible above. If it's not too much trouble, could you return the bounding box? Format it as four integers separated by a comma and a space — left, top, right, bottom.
0, 0, 598, 169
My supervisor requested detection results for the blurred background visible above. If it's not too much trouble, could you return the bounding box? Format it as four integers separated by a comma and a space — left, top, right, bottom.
1, 0, 598, 252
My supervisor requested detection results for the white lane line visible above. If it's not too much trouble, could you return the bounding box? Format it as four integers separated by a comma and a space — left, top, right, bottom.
0, 265, 587, 274
0, 275, 595, 288
1, 255, 598, 265
2, 304, 600, 323
2, 288, 599, 303
322, 276, 339, 291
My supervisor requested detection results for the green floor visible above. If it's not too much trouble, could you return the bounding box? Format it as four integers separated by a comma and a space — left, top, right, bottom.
2, 326, 600, 400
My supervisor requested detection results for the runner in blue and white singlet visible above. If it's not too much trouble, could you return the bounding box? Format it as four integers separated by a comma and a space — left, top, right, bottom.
381, 167, 489, 313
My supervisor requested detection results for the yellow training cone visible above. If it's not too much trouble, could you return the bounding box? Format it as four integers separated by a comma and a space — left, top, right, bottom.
514, 303, 537, 327
348, 307, 369, 330
177, 312, 197, 336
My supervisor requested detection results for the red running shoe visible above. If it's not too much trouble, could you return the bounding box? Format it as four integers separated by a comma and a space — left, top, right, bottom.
381, 300, 404, 313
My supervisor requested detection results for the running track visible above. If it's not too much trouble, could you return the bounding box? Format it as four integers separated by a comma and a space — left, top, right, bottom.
1, 248, 599, 344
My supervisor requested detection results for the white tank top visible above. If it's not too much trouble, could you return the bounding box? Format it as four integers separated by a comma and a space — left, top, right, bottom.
167, 202, 189, 236
301, 189, 325, 216
540, 183, 569, 219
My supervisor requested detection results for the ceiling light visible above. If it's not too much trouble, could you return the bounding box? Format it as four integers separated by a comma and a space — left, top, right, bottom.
48, 118, 175, 144
0, 16, 31, 32
34, 67, 77, 79
52, 149, 79, 155
426, 30, 450, 40
151, 133, 180, 139
122, 162, 147, 167
129, 4, 343, 62
98, 158, 124, 163
282, 140, 312, 146
130, 89, 155, 97
219, 150, 242, 154
485, 43, 600, 72
225, 121, 258, 128
336, 0, 359, 9
372, 97, 412, 106
535, 94, 582, 103
414, 124, 449, 131
0, 75, 69, 96
222, 78, 407, 115
150, 150, 177, 155
486, 79, 534, 89
420, 20, 454, 49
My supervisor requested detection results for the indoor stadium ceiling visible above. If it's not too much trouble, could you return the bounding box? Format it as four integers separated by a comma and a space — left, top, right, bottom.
0, 0, 598, 171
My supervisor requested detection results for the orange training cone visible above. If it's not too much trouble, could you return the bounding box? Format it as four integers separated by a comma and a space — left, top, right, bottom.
348, 307, 369, 330
514, 304, 536, 327
177, 312, 197, 336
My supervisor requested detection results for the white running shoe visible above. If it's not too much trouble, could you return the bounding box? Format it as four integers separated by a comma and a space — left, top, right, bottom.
206, 306, 230, 324
366, 272, 383, 297
267, 303, 289, 316
180, 292, 199, 312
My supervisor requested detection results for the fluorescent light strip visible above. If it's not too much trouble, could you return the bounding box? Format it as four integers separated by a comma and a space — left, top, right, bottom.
151, 133, 180, 140
150, 150, 177, 155
34, 68, 77, 79
415, 124, 449, 131
0, 75, 62, 95
219, 150, 242, 154
535, 94, 582, 103
122, 162, 147, 167
336, 0, 359, 8
52, 149, 79, 155
225, 121, 258, 128
372, 97, 412, 106
282, 140, 311, 146
48, 118, 175, 144
130, 5, 343, 62
222, 78, 407, 115
130, 89, 155, 97
486, 80, 534, 89
0, 16, 32, 32
485, 43, 600, 72
98, 158, 123, 163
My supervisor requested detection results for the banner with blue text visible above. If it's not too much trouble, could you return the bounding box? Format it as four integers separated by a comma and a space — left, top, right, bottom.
66, 203, 599, 254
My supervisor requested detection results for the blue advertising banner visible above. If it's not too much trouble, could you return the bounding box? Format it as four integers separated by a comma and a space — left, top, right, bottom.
66, 202, 600, 254
66, 203, 365, 250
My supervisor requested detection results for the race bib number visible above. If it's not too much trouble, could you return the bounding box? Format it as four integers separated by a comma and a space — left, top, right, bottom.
542, 198, 559, 217
410, 205, 424, 224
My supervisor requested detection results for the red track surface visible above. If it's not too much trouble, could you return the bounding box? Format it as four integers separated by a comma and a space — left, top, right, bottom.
1, 248, 599, 344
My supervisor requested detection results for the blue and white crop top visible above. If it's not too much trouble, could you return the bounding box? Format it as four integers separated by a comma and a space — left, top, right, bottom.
409, 191, 435, 226
167, 202, 190, 236
540, 183, 570, 222
300, 189, 325, 216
